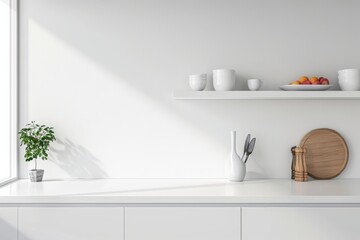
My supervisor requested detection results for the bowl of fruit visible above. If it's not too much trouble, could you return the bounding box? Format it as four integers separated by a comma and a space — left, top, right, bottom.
280, 76, 332, 91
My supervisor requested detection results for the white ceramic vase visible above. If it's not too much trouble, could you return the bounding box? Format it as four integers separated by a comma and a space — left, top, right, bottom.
229, 131, 246, 182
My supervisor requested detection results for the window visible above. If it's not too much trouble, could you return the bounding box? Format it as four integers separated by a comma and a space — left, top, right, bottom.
0, 0, 17, 185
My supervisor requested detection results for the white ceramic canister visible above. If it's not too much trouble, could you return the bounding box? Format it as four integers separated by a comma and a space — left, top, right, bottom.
338, 68, 360, 91
213, 69, 236, 91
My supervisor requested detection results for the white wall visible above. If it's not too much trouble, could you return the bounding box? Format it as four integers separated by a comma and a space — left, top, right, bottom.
19, 0, 360, 179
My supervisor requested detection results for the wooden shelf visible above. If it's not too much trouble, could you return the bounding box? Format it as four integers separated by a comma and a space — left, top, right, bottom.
173, 91, 360, 100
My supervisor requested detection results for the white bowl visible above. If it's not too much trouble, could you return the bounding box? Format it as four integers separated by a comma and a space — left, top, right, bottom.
189, 75, 207, 91
247, 79, 262, 91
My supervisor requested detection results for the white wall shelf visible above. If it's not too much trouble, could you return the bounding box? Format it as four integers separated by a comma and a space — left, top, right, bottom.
173, 91, 360, 100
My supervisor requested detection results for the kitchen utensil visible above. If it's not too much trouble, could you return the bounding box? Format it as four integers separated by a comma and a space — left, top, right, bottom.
280, 85, 333, 91
290, 146, 296, 179
241, 134, 251, 160
247, 79, 262, 91
299, 128, 348, 179
293, 146, 308, 182
338, 68, 360, 91
189, 74, 207, 91
213, 69, 236, 91
244, 138, 256, 163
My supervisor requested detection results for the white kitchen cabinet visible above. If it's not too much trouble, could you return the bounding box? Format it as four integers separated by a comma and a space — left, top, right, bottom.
0, 207, 17, 240
242, 207, 360, 240
125, 207, 241, 240
18, 207, 124, 240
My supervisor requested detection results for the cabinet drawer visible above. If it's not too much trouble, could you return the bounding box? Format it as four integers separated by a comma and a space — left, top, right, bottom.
18, 207, 124, 240
243, 207, 360, 240
0, 207, 17, 240
125, 207, 240, 240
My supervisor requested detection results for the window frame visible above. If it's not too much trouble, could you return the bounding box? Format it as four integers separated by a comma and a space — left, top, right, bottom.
0, 0, 18, 186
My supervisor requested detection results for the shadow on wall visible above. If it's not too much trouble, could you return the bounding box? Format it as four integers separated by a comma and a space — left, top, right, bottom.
50, 138, 108, 178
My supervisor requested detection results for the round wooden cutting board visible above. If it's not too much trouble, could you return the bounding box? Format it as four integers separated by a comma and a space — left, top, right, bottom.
299, 128, 348, 180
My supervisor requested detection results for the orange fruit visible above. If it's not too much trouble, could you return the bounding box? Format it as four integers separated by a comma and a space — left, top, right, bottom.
310, 77, 319, 83
290, 81, 300, 85
299, 76, 309, 83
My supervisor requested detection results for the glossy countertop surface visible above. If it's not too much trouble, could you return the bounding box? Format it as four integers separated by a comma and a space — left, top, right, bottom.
0, 179, 360, 204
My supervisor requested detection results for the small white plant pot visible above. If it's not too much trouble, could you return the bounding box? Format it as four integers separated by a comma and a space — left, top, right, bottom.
29, 169, 44, 182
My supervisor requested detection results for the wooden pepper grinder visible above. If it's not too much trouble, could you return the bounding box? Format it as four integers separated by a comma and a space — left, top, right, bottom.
294, 146, 308, 182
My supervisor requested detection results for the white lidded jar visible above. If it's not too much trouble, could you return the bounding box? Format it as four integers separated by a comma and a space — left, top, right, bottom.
229, 131, 246, 182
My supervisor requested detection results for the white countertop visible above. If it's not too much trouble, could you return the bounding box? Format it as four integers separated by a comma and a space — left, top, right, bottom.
1, 179, 360, 204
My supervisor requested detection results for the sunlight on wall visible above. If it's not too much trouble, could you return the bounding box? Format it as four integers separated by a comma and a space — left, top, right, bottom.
24, 20, 226, 178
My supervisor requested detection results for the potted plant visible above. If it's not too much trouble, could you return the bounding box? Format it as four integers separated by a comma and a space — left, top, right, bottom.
19, 121, 56, 182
